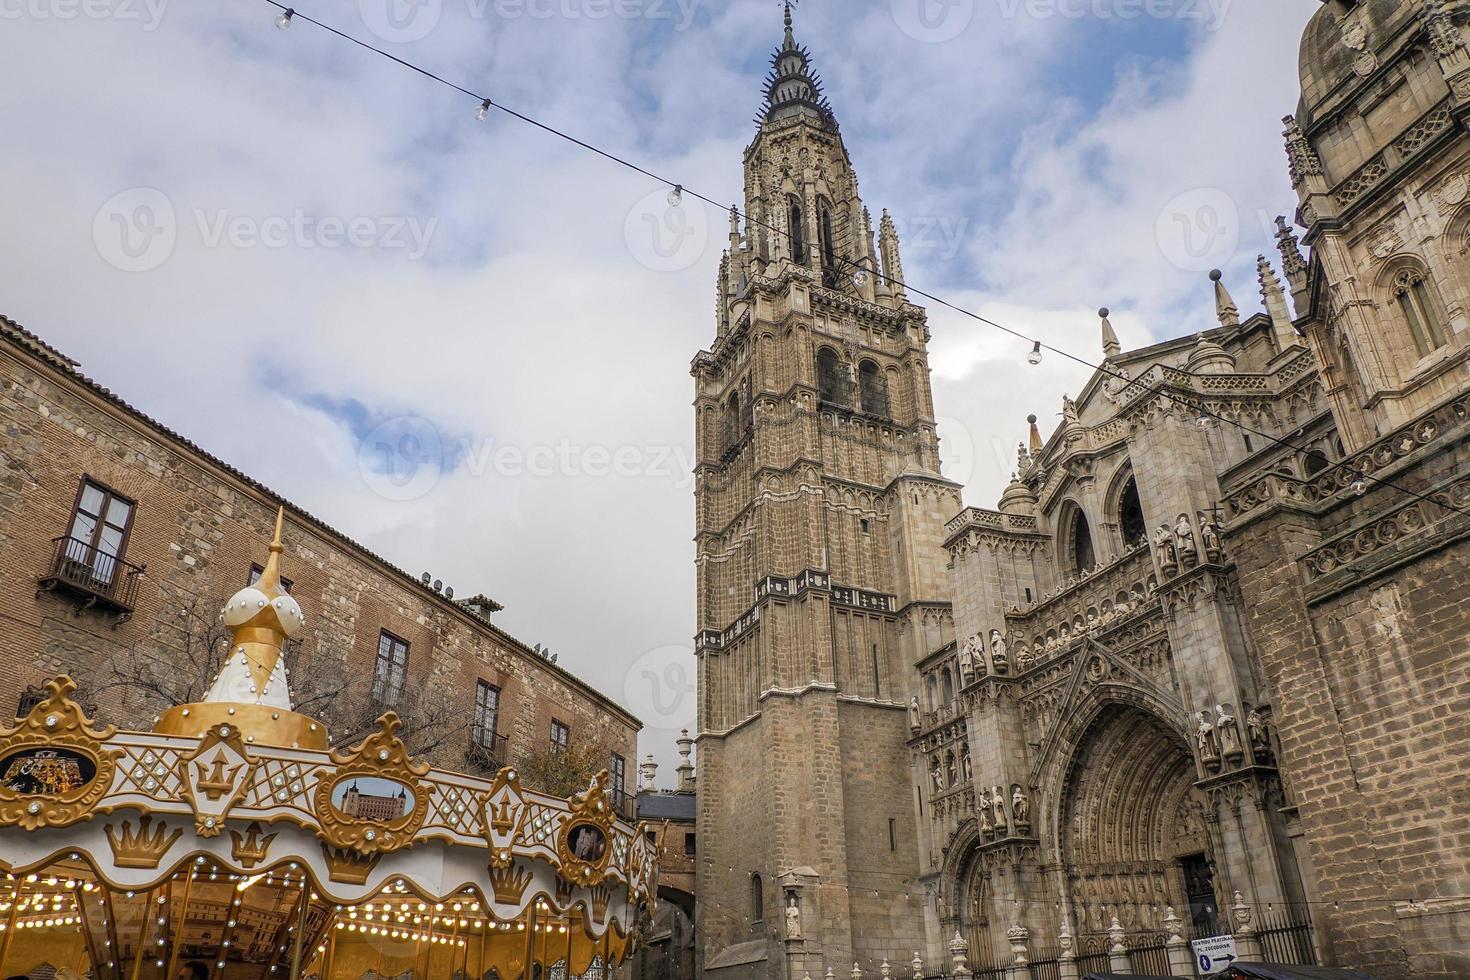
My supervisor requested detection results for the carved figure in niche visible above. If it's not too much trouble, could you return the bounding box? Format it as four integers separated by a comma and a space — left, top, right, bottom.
991, 786, 1009, 835
1246, 706, 1271, 757
1014, 644, 1032, 672
1086, 609, 1099, 633
1154, 524, 1178, 571
1216, 704, 1244, 761
989, 630, 1009, 675
1011, 786, 1030, 830
1195, 710, 1220, 766
908, 695, 921, 733
978, 788, 994, 837
1059, 623, 1072, 647
945, 751, 957, 786
1045, 634, 1059, 656
930, 756, 944, 792
958, 637, 976, 684
1131, 586, 1147, 610
1061, 394, 1080, 427
786, 893, 802, 939
1175, 514, 1198, 567
1198, 510, 1223, 561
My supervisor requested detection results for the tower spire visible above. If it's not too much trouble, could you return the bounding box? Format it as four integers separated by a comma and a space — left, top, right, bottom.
762, 0, 835, 131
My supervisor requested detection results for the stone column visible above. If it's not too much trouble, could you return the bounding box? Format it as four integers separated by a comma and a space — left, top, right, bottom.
1164, 906, 1194, 978
1005, 923, 1030, 980
910, 952, 923, 980
1231, 891, 1265, 961
1106, 914, 1131, 973
1056, 917, 1079, 980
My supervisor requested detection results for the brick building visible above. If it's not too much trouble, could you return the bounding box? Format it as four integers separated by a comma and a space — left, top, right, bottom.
0, 315, 641, 806
696, 4, 1470, 980
630, 736, 697, 980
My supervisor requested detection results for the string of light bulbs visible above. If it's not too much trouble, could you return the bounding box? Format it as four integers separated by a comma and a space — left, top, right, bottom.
259, 0, 1470, 522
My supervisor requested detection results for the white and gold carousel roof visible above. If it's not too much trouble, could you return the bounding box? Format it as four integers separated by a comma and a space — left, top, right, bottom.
0, 525, 656, 980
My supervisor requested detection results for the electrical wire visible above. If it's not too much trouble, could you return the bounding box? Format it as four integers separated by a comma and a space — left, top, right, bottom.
257, 0, 1470, 522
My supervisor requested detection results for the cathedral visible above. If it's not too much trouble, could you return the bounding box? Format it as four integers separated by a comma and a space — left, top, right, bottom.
693, 3, 1470, 980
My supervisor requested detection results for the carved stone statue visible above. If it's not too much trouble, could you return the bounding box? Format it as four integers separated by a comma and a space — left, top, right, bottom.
992, 785, 1009, 835
978, 787, 995, 836
1014, 643, 1032, 672
961, 747, 973, 783
1175, 514, 1198, 566
1061, 394, 1080, 427
1195, 710, 1220, 766
1011, 786, 1030, 829
1247, 706, 1271, 756
1154, 524, 1178, 571
1198, 510, 1223, 561
786, 894, 802, 939
958, 638, 976, 684
1216, 703, 1244, 761
930, 756, 944, 792
908, 695, 921, 733
990, 630, 1009, 675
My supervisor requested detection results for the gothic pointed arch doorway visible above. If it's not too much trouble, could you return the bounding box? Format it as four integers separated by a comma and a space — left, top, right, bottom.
1056, 703, 1217, 942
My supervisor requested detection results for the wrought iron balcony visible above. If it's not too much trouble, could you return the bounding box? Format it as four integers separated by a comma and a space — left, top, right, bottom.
37, 535, 144, 623
465, 730, 510, 776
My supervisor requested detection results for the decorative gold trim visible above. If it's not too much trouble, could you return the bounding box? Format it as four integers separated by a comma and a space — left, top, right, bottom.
0, 676, 117, 830
229, 821, 278, 868
489, 862, 534, 904
154, 702, 329, 750
556, 771, 616, 887
314, 713, 430, 855
482, 766, 527, 869
180, 722, 257, 837
320, 843, 382, 884
104, 814, 182, 868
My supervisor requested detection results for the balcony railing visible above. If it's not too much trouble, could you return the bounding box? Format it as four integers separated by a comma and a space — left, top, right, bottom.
37, 535, 144, 621
610, 787, 637, 821
464, 731, 510, 776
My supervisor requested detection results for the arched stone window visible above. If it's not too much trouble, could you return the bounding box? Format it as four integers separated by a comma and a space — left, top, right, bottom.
1118, 477, 1146, 548
725, 390, 742, 452
1303, 449, 1330, 479
926, 673, 939, 711
1066, 506, 1096, 575
858, 360, 890, 416
941, 666, 955, 704
817, 347, 848, 406
1390, 266, 1448, 357
789, 197, 807, 265
750, 873, 764, 921
818, 199, 838, 286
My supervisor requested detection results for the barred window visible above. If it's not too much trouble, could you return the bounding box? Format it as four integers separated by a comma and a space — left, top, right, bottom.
550, 720, 570, 754
372, 631, 409, 705
473, 681, 501, 748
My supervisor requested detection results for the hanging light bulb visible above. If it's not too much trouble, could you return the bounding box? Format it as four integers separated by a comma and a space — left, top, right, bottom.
1027, 341, 1043, 366
667, 185, 683, 207
275, 7, 294, 29
1197, 411, 1212, 431
476, 99, 491, 123
1351, 471, 1369, 496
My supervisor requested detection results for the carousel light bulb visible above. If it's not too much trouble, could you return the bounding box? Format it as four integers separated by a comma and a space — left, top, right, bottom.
275, 7, 293, 28
667, 185, 683, 207
1352, 472, 1369, 495
1027, 341, 1043, 366
476, 99, 491, 123
156, 960, 165, 969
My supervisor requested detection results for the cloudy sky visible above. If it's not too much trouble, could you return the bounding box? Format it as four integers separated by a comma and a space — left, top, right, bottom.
0, 0, 1318, 771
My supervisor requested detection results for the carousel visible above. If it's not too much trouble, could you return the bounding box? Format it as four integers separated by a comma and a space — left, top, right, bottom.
0, 512, 656, 980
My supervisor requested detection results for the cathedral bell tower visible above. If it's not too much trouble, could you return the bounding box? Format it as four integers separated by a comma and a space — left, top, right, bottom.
692, 6, 960, 977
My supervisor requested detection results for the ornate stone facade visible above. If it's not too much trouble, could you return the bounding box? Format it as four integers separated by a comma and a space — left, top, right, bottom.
700, 5, 1470, 980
